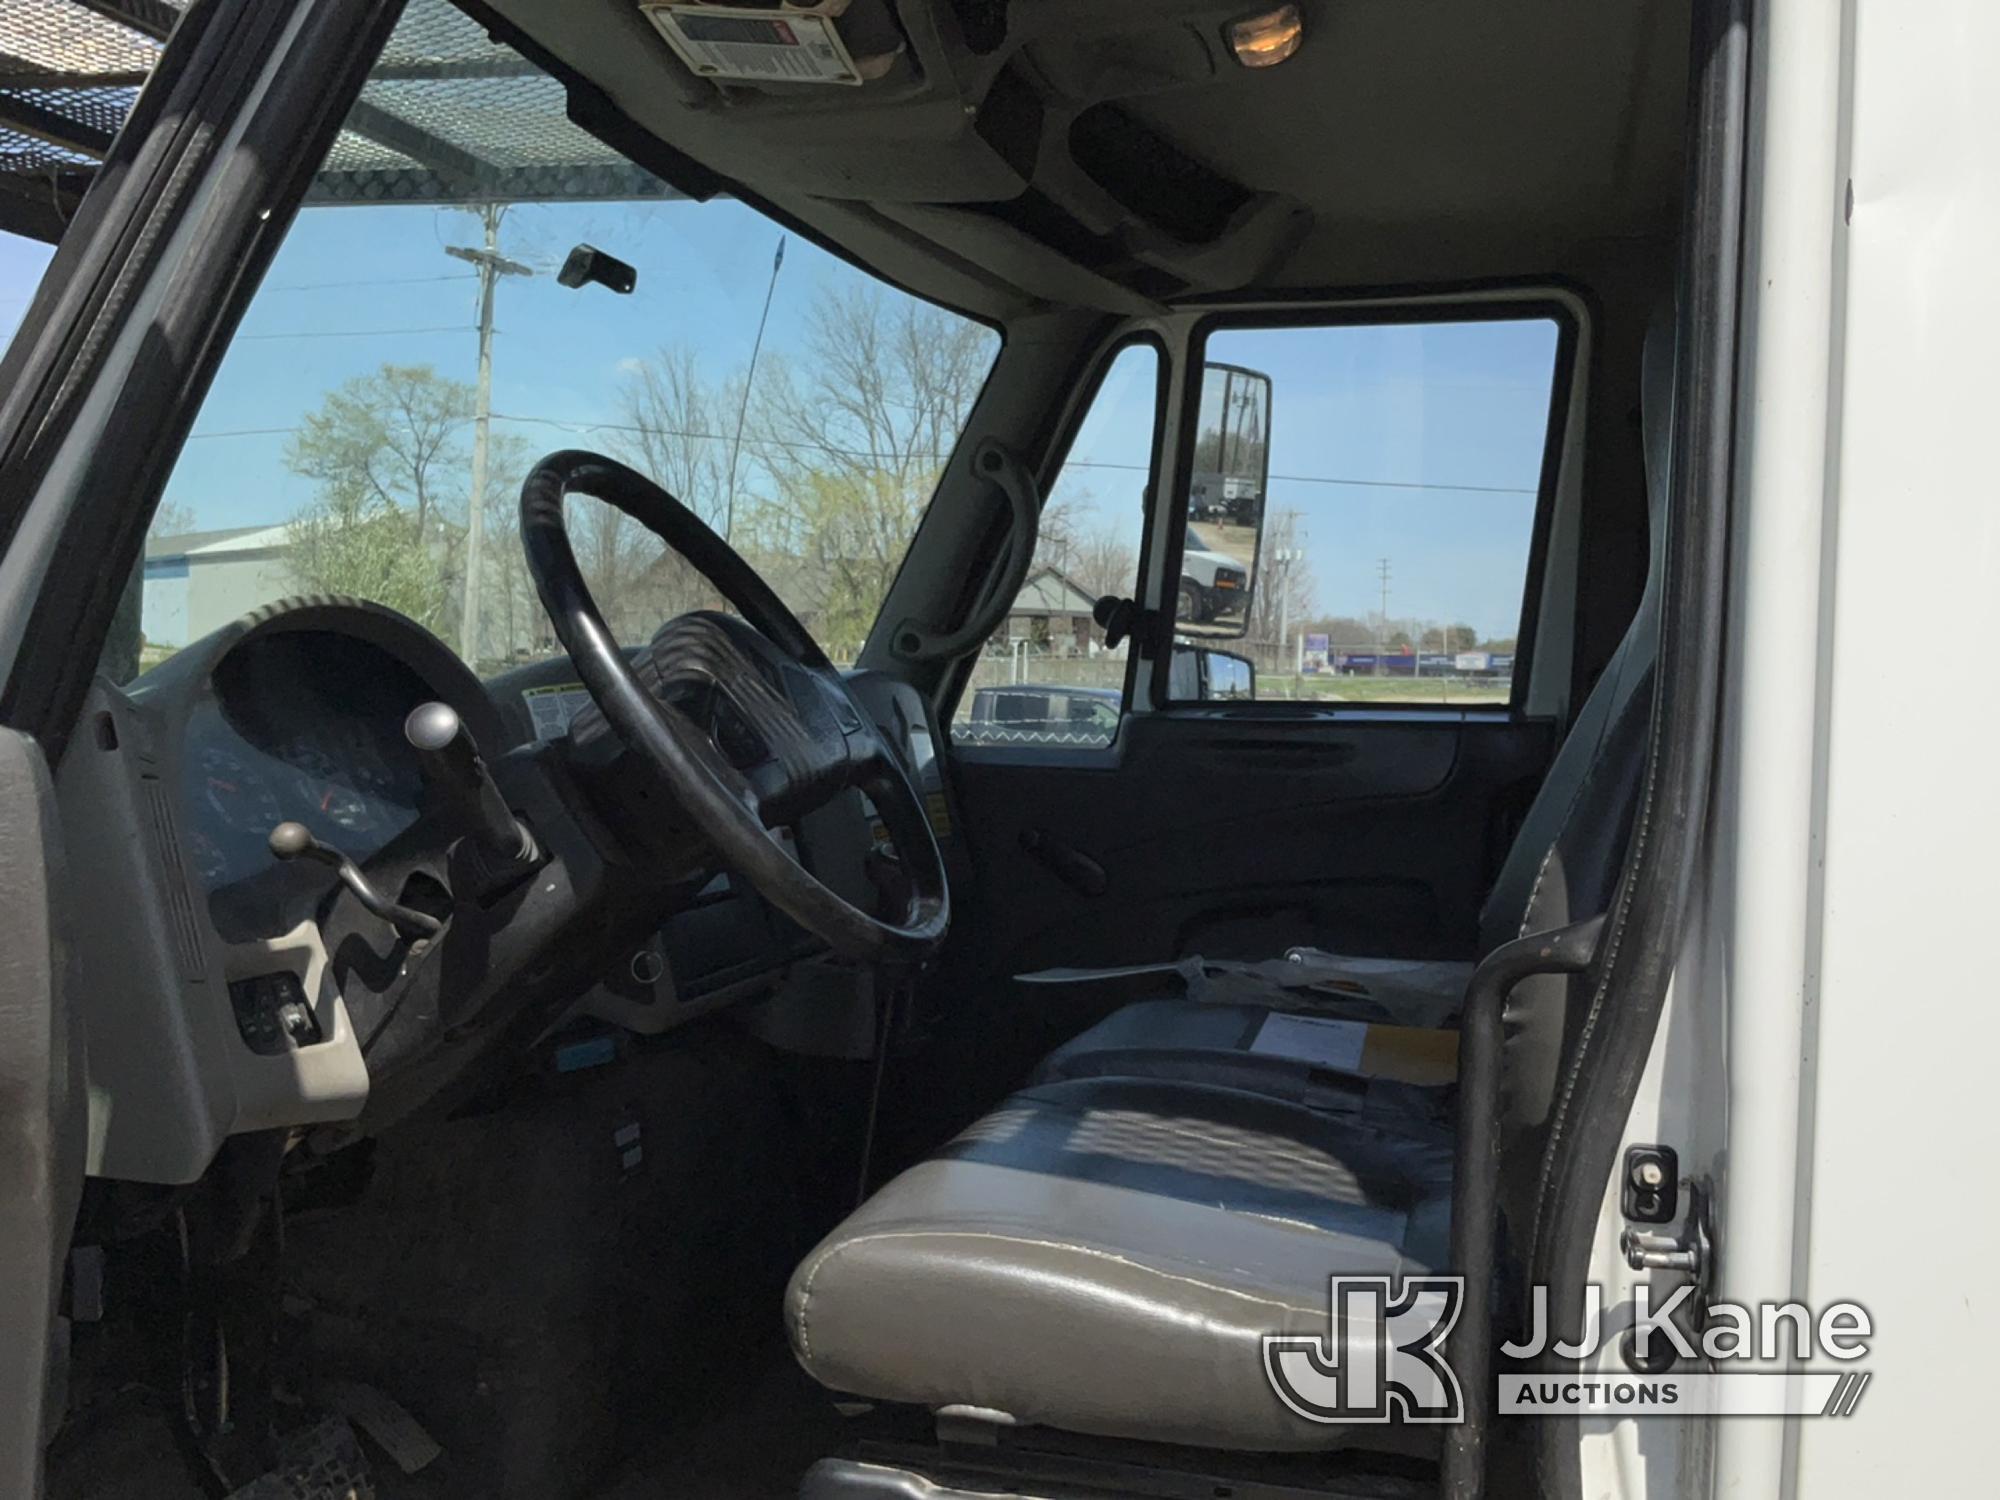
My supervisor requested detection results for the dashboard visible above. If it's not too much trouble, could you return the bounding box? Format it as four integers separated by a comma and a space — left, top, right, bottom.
68, 595, 957, 1187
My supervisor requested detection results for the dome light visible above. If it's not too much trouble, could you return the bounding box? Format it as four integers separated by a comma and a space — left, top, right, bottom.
1227, 4, 1304, 68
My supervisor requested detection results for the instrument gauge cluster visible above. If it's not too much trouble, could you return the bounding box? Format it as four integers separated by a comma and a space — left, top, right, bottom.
180, 628, 440, 938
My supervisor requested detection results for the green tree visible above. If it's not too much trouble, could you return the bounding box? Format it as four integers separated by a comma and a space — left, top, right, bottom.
283, 364, 475, 632
1419, 622, 1481, 653
288, 485, 455, 631
470, 430, 547, 663
286, 364, 472, 543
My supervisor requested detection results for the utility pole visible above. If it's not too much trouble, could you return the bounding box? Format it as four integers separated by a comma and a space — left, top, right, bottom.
1270, 543, 1303, 676
446, 203, 532, 665
724, 234, 786, 542
1375, 557, 1391, 676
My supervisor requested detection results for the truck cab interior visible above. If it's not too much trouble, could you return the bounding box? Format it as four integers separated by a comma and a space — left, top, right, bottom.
0, 0, 1740, 1497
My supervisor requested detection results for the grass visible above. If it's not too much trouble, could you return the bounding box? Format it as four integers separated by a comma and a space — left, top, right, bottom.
1253, 673, 1510, 706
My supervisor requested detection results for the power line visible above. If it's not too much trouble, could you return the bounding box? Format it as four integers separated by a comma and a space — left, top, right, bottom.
178, 410, 1537, 497
234, 324, 471, 341
260, 273, 478, 293
1060, 458, 1533, 495
1277, 472, 1532, 496
487, 410, 935, 467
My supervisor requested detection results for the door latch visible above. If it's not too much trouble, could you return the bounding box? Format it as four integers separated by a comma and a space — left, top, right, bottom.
1618, 1146, 1711, 1373
1619, 1146, 1709, 1277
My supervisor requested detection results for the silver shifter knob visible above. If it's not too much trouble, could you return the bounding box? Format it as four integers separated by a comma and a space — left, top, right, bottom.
403, 702, 537, 862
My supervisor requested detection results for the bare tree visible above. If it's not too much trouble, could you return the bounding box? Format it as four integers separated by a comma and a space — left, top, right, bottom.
614, 345, 733, 527
739, 284, 992, 650
587, 287, 991, 658
1066, 526, 1139, 602
585, 344, 741, 633
1245, 506, 1315, 649
150, 498, 198, 538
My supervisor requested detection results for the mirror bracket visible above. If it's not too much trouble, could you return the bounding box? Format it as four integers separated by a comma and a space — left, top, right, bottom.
1091, 595, 1170, 654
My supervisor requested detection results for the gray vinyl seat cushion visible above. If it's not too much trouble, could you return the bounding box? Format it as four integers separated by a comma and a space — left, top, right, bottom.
785, 1075, 1452, 1452
1031, 997, 1452, 1124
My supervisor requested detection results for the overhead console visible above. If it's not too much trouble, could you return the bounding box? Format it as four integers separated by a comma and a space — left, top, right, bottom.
498, 0, 1313, 303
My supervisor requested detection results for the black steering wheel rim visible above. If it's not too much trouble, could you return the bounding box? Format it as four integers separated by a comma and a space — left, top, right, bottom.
520, 448, 949, 962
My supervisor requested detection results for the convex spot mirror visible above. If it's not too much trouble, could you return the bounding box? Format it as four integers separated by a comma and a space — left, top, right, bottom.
1179, 362, 1272, 639
1169, 643, 1256, 701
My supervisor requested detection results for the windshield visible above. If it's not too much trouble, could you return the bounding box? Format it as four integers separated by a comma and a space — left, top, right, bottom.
130, 3, 998, 680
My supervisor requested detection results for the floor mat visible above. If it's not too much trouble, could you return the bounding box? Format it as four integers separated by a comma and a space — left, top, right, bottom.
591, 1354, 850, 1500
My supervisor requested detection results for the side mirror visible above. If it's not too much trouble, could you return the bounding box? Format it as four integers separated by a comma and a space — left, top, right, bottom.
1169, 643, 1257, 702
1178, 362, 1272, 639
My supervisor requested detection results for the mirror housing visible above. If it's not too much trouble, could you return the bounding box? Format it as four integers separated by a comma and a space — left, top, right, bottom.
1177, 362, 1272, 639
557, 244, 637, 295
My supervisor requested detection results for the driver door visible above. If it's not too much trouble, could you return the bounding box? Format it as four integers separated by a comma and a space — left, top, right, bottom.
0, 2, 395, 1491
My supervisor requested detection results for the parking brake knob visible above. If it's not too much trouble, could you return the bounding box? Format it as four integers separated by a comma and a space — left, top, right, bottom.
403, 702, 538, 863
268, 821, 442, 940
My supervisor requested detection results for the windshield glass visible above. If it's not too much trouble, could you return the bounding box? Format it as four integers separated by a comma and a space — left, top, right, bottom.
133, 2, 997, 680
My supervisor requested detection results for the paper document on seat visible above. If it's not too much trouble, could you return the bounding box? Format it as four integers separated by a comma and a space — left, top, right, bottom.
1250, 1012, 1369, 1071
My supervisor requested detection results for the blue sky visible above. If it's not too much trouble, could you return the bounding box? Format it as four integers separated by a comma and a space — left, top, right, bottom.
1208, 319, 1557, 638
2, 208, 1554, 640
0, 232, 54, 348
148, 198, 892, 527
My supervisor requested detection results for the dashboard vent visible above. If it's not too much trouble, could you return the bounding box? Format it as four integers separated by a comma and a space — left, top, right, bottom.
141, 775, 207, 982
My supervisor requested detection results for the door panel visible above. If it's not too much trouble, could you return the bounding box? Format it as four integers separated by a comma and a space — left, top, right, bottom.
923, 712, 1553, 1108
0, 730, 83, 1500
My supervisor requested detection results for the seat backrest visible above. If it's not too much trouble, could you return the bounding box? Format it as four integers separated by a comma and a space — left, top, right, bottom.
1488, 300, 1674, 1266
1477, 299, 1675, 956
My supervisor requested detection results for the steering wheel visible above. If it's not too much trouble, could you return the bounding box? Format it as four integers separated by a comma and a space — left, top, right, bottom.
519, 450, 948, 962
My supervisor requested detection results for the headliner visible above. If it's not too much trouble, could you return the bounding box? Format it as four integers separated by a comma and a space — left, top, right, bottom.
480, 0, 1691, 320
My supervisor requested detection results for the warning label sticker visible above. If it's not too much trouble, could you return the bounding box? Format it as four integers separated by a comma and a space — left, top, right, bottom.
521, 682, 593, 742
641, 5, 864, 86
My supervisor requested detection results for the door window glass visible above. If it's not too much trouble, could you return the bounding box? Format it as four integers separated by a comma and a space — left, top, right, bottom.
1178, 316, 1561, 705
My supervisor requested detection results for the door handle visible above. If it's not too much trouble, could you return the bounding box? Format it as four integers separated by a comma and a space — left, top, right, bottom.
1019, 827, 1108, 897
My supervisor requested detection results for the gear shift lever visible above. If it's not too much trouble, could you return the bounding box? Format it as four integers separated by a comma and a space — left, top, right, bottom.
268, 822, 443, 940
403, 702, 539, 863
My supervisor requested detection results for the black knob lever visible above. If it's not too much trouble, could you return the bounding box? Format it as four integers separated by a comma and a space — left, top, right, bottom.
269, 822, 443, 941
403, 702, 538, 863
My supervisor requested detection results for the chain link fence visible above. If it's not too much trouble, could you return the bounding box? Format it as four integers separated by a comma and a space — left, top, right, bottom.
952, 643, 1129, 747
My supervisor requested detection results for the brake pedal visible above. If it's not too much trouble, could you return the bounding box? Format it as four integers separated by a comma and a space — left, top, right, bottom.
221, 1416, 375, 1500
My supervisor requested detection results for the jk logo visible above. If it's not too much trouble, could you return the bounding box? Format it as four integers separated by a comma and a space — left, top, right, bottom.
1263, 1276, 1466, 1424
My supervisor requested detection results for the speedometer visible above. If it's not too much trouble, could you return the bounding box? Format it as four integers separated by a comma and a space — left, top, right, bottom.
315, 784, 379, 834
198, 745, 283, 834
